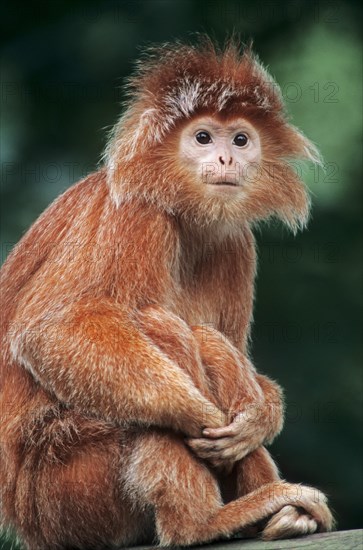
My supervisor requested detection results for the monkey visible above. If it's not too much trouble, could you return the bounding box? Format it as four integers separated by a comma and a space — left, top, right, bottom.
0, 37, 333, 550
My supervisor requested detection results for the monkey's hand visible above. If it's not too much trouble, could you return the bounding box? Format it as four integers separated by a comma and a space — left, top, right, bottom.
186, 374, 284, 469
185, 402, 268, 469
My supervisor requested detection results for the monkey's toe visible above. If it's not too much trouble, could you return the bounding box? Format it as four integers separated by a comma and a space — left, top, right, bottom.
262, 505, 318, 540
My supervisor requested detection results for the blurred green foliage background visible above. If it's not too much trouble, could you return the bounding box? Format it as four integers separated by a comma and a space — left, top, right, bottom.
0, 0, 362, 547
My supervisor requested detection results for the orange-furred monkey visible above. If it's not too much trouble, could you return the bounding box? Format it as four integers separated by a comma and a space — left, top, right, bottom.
0, 38, 333, 549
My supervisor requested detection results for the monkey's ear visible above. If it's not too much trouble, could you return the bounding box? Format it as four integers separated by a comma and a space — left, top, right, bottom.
272, 164, 312, 233
285, 123, 323, 167
284, 128, 322, 232
257, 122, 322, 233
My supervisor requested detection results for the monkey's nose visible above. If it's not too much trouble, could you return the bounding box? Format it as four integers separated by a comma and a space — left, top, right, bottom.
218, 156, 233, 166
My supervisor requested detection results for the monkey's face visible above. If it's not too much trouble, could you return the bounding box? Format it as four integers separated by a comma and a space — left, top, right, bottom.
178, 115, 262, 196
108, 109, 310, 232
107, 40, 317, 231
170, 112, 309, 231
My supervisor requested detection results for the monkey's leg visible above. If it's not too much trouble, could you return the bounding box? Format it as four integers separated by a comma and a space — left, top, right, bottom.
12, 406, 153, 550
136, 313, 332, 541
233, 381, 320, 540
138, 316, 282, 495
12, 297, 226, 438
125, 429, 333, 546
137, 305, 218, 400
192, 326, 330, 540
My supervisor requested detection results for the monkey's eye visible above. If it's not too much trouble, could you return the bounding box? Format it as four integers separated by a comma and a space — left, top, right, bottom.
195, 131, 212, 145
233, 133, 249, 147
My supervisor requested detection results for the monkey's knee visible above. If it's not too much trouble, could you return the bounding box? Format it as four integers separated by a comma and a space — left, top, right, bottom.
192, 325, 246, 409
13, 411, 146, 549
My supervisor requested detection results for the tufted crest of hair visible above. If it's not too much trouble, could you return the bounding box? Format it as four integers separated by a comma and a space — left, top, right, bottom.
105, 36, 322, 232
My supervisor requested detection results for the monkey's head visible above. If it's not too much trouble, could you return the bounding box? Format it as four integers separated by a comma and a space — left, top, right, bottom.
105, 37, 321, 233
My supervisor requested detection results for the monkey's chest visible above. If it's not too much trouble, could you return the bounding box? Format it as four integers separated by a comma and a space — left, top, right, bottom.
173, 269, 234, 334
178, 284, 219, 327
170, 238, 246, 344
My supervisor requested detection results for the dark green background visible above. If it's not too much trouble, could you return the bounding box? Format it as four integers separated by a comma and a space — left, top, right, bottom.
1, 1, 362, 548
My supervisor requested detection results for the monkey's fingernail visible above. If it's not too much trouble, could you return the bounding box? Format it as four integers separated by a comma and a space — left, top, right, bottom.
203, 429, 211, 435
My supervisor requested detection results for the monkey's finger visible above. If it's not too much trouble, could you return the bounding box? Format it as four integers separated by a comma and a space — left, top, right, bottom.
207, 439, 255, 463
203, 419, 257, 440
215, 442, 250, 462
185, 440, 233, 459
186, 438, 251, 461
186, 435, 243, 451
204, 443, 251, 466
202, 424, 239, 438
185, 438, 227, 453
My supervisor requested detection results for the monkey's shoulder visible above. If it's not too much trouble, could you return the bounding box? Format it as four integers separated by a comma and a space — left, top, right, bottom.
0, 169, 179, 312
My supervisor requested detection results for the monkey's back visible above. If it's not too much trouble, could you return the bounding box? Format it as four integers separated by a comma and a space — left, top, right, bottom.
2, 171, 105, 306
0, 172, 115, 522
1, 171, 107, 345
0, 170, 112, 424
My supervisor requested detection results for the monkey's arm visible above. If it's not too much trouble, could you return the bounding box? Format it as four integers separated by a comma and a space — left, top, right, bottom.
187, 326, 284, 467
203, 372, 284, 466
254, 373, 285, 444
187, 367, 284, 467
10, 297, 226, 438
223, 364, 285, 446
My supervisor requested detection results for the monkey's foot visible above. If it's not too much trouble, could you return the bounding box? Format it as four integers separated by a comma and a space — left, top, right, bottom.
262, 505, 318, 540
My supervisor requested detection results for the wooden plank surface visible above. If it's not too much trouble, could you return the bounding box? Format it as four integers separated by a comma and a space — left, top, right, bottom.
131, 529, 363, 550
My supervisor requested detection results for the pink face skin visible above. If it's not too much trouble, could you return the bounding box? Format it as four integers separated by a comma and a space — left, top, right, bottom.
178, 115, 262, 195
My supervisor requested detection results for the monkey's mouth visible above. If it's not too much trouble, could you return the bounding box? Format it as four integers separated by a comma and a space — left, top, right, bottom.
209, 181, 239, 187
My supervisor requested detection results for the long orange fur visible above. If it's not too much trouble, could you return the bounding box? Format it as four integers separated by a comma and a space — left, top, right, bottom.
0, 37, 333, 549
